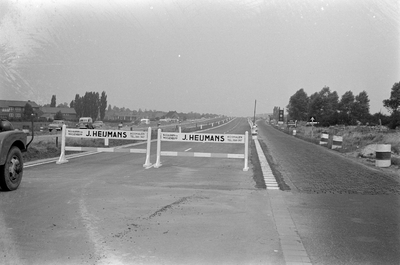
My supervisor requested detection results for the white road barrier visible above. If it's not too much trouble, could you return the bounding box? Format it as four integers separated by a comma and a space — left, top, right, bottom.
154, 129, 249, 171
57, 125, 152, 168
331, 135, 343, 149
319, 133, 329, 146
375, 144, 391, 168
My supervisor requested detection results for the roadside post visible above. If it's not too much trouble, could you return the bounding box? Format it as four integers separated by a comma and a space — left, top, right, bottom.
309, 116, 316, 138
143, 127, 152, 168
244, 131, 249, 171
56, 125, 68, 164
154, 128, 162, 168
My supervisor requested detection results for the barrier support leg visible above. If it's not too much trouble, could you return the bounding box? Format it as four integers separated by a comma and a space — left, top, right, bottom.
56, 124, 68, 164
143, 127, 152, 168
243, 131, 249, 171
154, 128, 162, 168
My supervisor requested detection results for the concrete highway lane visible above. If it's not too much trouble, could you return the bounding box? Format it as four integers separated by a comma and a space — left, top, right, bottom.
0, 118, 285, 265
256, 121, 400, 265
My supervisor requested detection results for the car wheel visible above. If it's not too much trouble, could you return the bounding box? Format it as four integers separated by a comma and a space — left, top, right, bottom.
0, 147, 23, 191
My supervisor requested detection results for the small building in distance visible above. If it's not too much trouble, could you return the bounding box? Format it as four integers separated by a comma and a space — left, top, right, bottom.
160, 111, 180, 123
0, 100, 40, 120
104, 110, 136, 121
40, 107, 77, 121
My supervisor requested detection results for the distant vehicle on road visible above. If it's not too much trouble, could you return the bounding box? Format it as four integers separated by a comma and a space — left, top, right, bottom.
251, 125, 258, 136
92, 121, 104, 128
48, 120, 65, 132
77, 117, 94, 129
140, 118, 150, 125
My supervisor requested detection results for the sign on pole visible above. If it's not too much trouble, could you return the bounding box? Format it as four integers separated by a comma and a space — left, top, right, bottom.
309, 116, 317, 138
278, 109, 284, 125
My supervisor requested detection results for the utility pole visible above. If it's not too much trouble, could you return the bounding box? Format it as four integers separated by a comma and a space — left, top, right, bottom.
253, 100, 257, 124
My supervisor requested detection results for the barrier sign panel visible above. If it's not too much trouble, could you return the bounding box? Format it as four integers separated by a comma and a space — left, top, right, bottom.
161, 132, 245, 143
66, 128, 147, 140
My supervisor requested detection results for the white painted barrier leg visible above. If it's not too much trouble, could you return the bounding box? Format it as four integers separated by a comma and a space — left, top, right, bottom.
154, 128, 162, 168
243, 131, 249, 171
104, 138, 109, 146
143, 127, 152, 168
56, 124, 68, 164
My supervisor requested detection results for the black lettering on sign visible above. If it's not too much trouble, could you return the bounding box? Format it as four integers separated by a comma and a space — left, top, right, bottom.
86, 131, 91, 137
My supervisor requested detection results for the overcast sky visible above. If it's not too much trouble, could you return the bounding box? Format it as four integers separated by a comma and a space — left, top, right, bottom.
1, 0, 399, 117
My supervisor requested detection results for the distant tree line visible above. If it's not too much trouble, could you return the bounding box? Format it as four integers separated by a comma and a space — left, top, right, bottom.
281, 84, 398, 127
105, 105, 219, 122
382, 81, 400, 129
285, 86, 371, 126
70, 91, 107, 121
17, 91, 219, 123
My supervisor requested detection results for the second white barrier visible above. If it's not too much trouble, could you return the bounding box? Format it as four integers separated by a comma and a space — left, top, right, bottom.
154, 129, 249, 171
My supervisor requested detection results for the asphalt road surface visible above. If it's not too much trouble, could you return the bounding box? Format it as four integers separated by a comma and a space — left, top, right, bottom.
2, 118, 400, 265
1, 118, 284, 265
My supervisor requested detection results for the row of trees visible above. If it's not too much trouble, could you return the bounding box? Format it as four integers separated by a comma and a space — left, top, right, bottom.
105, 105, 216, 121
16, 91, 219, 122
286, 86, 370, 126
42, 95, 69, 108
38, 92, 217, 122
70, 91, 107, 121
282, 82, 400, 128
383, 82, 400, 129
40, 92, 108, 121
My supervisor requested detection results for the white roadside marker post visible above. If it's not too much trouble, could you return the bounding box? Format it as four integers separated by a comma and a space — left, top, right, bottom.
154, 128, 162, 168
143, 127, 152, 168
56, 124, 68, 164
243, 131, 249, 171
